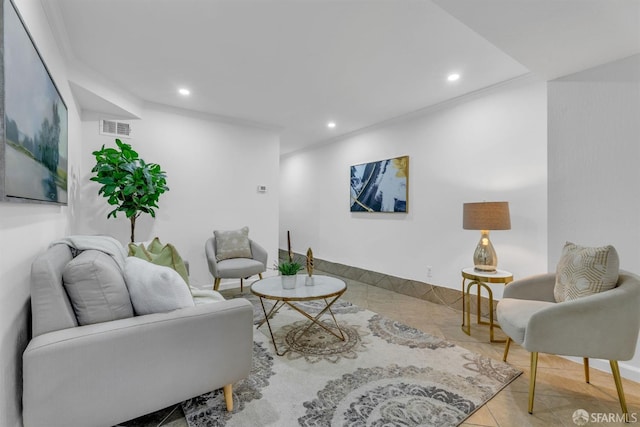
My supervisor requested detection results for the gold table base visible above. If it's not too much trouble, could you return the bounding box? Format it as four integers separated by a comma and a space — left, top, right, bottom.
461, 268, 513, 343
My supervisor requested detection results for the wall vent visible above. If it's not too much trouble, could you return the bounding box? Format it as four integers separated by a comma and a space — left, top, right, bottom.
100, 119, 132, 138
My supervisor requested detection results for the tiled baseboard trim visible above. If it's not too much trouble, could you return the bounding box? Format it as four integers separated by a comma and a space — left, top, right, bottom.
279, 250, 497, 317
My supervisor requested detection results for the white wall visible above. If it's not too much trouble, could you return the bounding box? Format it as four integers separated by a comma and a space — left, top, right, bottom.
280, 77, 548, 293
74, 103, 280, 288
0, 1, 82, 425
548, 54, 640, 381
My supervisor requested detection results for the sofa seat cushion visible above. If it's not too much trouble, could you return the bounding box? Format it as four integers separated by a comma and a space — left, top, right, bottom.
216, 257, 265, 278
124, 257, 194, 315
497, 298, 555, 345
62, 250, 134, 326
554, 242, 619, 302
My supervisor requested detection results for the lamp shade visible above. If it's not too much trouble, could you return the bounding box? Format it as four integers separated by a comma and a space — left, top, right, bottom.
463, 202, 511, 230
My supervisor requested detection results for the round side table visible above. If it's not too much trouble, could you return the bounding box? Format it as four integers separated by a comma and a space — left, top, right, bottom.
461, 267, 513, 342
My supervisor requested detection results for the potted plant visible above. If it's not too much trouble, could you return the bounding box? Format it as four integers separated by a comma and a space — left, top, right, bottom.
90, 139, 169, 242
276, 260, 303, 289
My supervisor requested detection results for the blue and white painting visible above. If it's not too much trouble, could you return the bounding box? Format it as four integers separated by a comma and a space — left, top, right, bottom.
350, 156, 408, 213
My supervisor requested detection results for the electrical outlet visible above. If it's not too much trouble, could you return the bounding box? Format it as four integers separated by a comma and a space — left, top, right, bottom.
426, 266, 433, 278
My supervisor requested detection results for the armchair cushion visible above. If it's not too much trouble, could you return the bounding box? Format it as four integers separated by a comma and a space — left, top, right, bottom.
62, 250, 134, 326
496, 299, 554, 345
554, 242, 619, 302
214, 226, 252, 261
124, 257, 194, 315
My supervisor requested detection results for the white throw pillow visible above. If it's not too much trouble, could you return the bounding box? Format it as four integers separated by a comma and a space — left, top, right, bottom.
124, 257, 195, 315
554, 242, 619, 302
214, 226, 252, 261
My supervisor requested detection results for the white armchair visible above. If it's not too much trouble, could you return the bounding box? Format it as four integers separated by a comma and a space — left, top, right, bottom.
497, 270, 640, 416
205, 236, 268, 291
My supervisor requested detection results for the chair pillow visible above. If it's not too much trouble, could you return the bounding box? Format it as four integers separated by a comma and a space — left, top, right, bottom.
214, 226, 252, 261
62, 250, 134, 326
128, 240, 189, 285
124, 257, 195, 315
554, 242, 619, 302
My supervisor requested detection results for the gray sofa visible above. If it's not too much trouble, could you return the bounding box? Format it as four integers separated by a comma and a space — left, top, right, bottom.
23, 242, 253, 427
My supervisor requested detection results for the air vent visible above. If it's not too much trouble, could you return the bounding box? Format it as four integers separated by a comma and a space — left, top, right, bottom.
100, 119, 132, 138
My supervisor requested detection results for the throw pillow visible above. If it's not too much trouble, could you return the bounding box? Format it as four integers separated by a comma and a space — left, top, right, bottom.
124, 257, 195, 315
128, 240, 189, 286
554, 242, 619, 302
146, 237, 164, 255
62, 250, 134, 325
128, 242, 148, 258
214, 226, 252, 261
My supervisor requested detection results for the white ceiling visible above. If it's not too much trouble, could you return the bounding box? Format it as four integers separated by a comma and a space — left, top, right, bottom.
42, 0, 640, 154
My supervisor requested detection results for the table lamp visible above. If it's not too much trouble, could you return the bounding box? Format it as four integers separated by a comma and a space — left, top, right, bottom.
463, 201, 511, 272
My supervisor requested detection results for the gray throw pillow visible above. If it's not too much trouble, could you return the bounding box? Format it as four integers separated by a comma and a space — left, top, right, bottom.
214, 226, 252, 261
554, 242, 619, 302
62, 250, 134, 325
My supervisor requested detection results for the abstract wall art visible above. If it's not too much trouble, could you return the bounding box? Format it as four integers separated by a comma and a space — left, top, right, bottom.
350, 155, 408, 213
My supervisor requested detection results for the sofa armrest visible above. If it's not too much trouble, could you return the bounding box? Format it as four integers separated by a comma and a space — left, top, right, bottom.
503, 273, 556, 302
23, 298, 253, 427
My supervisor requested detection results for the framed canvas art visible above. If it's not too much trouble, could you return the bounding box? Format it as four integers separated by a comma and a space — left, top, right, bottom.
0, 0, 69, 204
350, 155, 408, 213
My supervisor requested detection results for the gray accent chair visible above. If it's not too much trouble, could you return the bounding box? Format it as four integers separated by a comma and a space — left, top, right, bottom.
205, 237, 268, 291
497, 270, 640, 416
23, 243, 254, 427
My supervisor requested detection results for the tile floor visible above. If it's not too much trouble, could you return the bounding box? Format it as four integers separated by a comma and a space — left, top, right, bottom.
121, 272, 640, 427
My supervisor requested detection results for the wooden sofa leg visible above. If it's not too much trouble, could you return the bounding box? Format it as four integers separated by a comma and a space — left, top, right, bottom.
240, 278, 244, 292
503, 337, 511, 362
213, 278, 221, 291
223, 384, 233, 411
610, 360, 628, 417
528, 352, 538, 414
259, 273, 263, 279
584, 357, 590, 383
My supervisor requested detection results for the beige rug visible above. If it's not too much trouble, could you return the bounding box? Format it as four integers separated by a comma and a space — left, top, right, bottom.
181, 297, 521, 426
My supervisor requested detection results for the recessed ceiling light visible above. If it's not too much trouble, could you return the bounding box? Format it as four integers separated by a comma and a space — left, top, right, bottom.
447, 73, 460, 82
327, 121, 336, 129
178, 88, 190, 96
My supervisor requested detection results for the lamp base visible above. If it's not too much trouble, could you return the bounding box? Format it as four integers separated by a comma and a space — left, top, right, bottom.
473, 230, 498, 273
474, 266, 497, 273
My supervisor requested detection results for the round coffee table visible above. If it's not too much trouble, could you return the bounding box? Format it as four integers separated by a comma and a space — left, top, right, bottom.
251, 275, 347, 356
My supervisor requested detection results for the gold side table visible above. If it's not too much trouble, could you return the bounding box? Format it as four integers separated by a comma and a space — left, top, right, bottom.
461, 267, 513, 342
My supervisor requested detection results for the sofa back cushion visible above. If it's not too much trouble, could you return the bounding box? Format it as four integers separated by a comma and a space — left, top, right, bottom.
62, 250, 134, 325
30, 244, 78, 337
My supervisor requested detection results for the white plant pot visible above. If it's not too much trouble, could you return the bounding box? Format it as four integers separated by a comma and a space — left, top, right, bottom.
281, 275, 297, 289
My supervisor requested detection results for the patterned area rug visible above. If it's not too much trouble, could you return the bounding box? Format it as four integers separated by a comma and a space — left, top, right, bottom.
181, 296, 521, 427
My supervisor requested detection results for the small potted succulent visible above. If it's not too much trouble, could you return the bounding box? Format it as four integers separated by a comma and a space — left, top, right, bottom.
276, 260, 303, 289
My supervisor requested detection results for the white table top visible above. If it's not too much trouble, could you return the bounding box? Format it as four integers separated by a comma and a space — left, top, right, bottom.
461, 267, 513, 283
251, 275, 346, 300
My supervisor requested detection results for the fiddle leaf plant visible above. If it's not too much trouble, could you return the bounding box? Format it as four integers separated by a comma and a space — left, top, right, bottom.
90, 138, 169, 243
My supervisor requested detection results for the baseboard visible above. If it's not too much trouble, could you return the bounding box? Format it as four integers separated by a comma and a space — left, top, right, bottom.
564, 356, 640, 384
